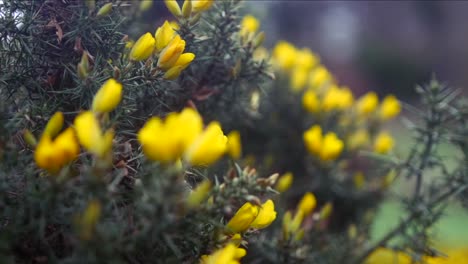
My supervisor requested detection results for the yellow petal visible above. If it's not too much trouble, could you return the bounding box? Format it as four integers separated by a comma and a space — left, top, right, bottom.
129, 32, 156, 61
43, 112, 64, 138
227, 130, 242, 159
320, 132, 344, 161
249, 200, 276, 229
192, 0, 214, 13
298, 192, 316, 216
155, 21, 176, 52
158, 35, 186, 70
275, 172, 293, 193
91, 78, 123, 113
173, 52, 195, 70
356, 91, 378, 116
164, 0, 182, 17
226, 202, 259, 233
379, 95, 401, 121
185, 121, 227, 166
302, 89, 320, 113
373, 131, 394, 154
303, 125, 322, 156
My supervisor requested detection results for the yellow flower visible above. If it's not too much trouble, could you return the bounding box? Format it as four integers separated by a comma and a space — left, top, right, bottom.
227, 130, 242, 159
240, 15, 259, 37
290, 67, 308, 92
91, 78, 123, 113
272, 41, 297, 71
282, 211, 293, 240
309, 66, 332, 90
187, 180, 212, 208
74, 111, 114, 158
356, 91, 378, 116
320, 132, 344, 161
96, 3, 112, 17
163, 52, 196, 79
155, 21, 177, 52
226, 202, 259, 233
75, 199, 101, 241
250, 200, 276, 229
164, 0, 182, 17
365, 248, 412, 264
42, 111, 64, 138
182, 0, 192, 18
295, 48, 319, 70
275, 172, 293, 193
379, 95, 401, 121
347, 129, 370, 150
303, 125, 322, 156
35, 127, 80, 174
297, 192, 316, 216
322, 85, 354, 111
129, 32, 156, 61
139, 0, 153, 12
302, 89, 320, 113
373, 131, 394, 154
185, 121, 227, 166
192, 0, 214, 13
319, 202, 333, 220
200, 244, 244, 264
158, 35, 186, 70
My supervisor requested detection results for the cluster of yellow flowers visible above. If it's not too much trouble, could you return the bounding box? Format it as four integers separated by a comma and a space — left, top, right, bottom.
129, 19, 195, 79
137, 108, 241, 166
34, 79, 122, 173
303, 125, 344, 162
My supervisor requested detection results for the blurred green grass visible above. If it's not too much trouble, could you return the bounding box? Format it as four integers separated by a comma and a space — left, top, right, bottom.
371, 121, 468, 248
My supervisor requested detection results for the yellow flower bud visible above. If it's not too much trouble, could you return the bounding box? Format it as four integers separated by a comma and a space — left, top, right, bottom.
173, 52, 195, 70
289, 210, 304, 234
347, 129, 370, 150
76, 199, 101, 241
158, 35, 186, 70
129, 32, 156, 61
226, 202, 259, 233
379, 95, 401, 121
320, 202, 333, 220
275, 172, 293, 193
290, 67, 308, 92
249, 200, 276, 229
282, 211, 293, 240
163, 66, 183, 80
139, 0, 153, 12
155, 21, 176, 52
373, 131, 394, 154
182, 0, 192, 18
96, 3, 112, 17
227, 130, 242, 159
298, 192, 316, 216
356, 91, 378, 116
272, 41, 297, 71
320, 132, 344, 161
187, 180, 212, 208
322, 86, 353, 111
74, 111, 114, 158
23, 129, 37, 147
184, 121, 227, 166
42, 112, 64, 138
91, 78, 123, 113
240, 15, 259, 37
77, 51, 90, 80
164, 0, 182, 17
192, 0, 214, 13
302, 89, 320, 113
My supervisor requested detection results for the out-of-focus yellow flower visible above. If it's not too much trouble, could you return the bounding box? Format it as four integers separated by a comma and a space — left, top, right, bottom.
226, 202, 259, 233
227, 130, 242, 159
35, 127, 80, 174
272, 41, 297, 71
250, 200, 276, 229
91, 78, 122, 113
282, 211, 293, 240
320, 132, 344, 161
379, 95, 401, 121
290, 67, 308, 92
322, 85, 354, 111
240, 15, 259, 37
77, 51, 90, 80
303, 125, 322, 155
139, 0, 153, 12
43, 111, 64, 138
373, 131, 394, 154
163, 66, 183, 80
302, 89, 320, 113
125, 40, 134, 49
297, 192, 316, 216
303, 125, 344, 161
275, 172, 293, 193
182, 0, 192, 18
187, 179, 212, 208
185, 121, 228, 166
353, 171, 365, 189
347, 129, 370, 150
200, 244, 245, 264
319, 202, 333, 220
192, 0, 214, 13
129, 32, 155, 61
169, 21, 180, 30
365, 248, 412, 264
158, 35, 186, 70
155, 21, 177, 52
356, 91, 378, 116
75, 199, 101, 241
74, 111, 114, 158
309, 66, 332, 90
164, 0, 182, 17
295, 48, 319, 70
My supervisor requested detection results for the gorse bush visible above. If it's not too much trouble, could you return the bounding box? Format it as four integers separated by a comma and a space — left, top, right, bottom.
1, 1, 468, 263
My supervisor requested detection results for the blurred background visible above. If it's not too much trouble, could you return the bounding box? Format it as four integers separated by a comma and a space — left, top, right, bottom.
140, 0, 468, 249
